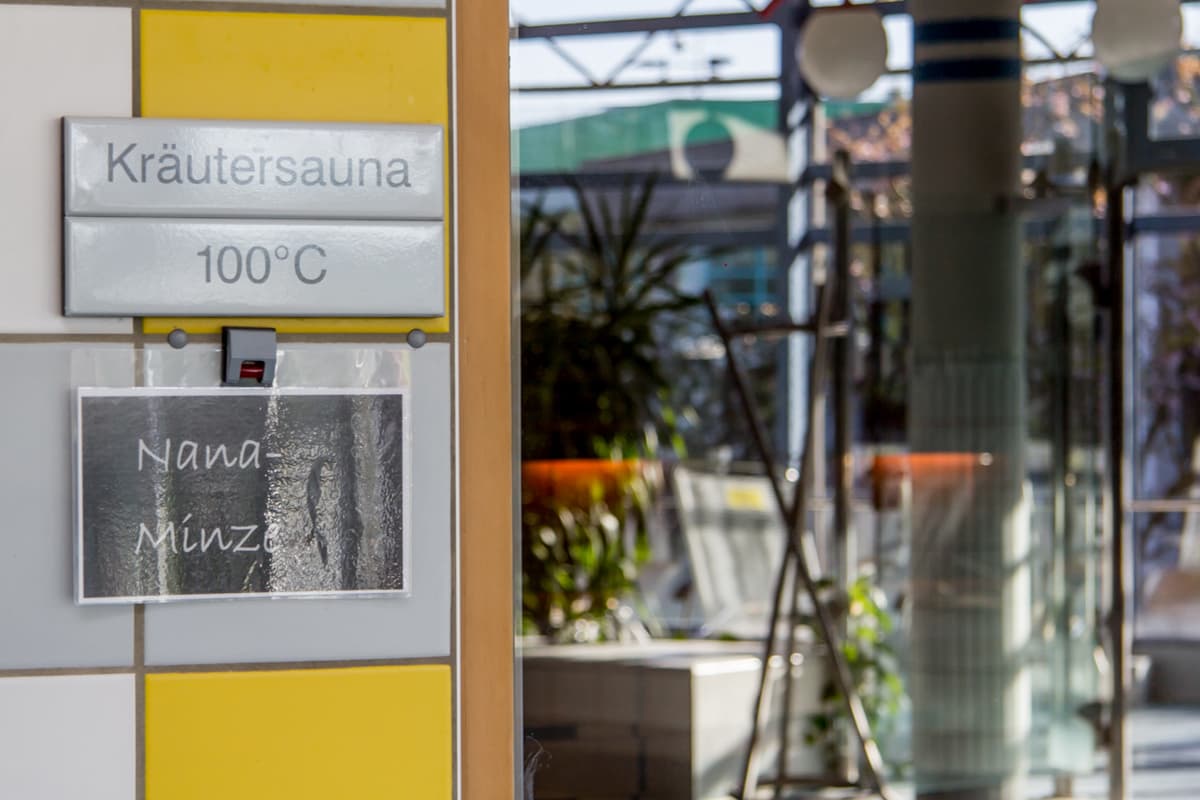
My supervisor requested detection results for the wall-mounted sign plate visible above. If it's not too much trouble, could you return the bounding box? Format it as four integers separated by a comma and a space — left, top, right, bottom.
75, 387, 411, 604
64, 218, 444, 317
64, 117, 444, 220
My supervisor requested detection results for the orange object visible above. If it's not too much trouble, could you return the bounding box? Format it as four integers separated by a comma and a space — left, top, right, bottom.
521, 459, 647, 507
870, 452, 993, 510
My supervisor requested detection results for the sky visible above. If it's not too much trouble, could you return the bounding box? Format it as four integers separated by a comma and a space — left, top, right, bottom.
510, 0, 1200, 128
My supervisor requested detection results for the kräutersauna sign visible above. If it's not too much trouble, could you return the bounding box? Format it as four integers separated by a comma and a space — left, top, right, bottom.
62, 117, 446, 317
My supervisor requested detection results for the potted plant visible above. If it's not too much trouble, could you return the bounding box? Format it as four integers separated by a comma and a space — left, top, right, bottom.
802, 573, 908, 783
519, 173, 711, 642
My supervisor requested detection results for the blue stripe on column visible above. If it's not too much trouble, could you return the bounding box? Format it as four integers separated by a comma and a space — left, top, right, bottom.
914, 57, 1021, 83
914, 18, 1021, 45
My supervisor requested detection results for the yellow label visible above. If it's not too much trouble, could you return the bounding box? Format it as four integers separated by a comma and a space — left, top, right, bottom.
725, 484, 768, 511
145, 666, 452, 800
140, 11, 450, 335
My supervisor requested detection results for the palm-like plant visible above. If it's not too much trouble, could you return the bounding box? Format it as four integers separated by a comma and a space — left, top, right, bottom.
520, 173, 712, 639
521, 173, 705, 461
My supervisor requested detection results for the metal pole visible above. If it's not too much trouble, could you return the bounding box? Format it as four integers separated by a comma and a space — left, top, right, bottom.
1050, 220, 1074, 797
830, 150, 860, 786
706, 291, 896, 800
1105, 175, 1131, 800
775, 558, 804, 799
777, 151, 855, 791
778, 0, 807, 463
709, 284, 827, 798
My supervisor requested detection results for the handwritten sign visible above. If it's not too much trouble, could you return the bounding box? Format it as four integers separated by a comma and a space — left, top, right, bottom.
74, 388, 410, 604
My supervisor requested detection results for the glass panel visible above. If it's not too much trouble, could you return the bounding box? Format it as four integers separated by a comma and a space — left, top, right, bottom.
1132, 232, 1200, 501
1134, 509, 1200, 639
1149, 53, 1200, 141
514, 7, 1115, 800
1023, 65, 1103, 162
847, 177, 910, 444
883, 15, 912, 72
1187, 5, 1200, 49
1134, 170, 1200, 214
1022, 2, 1096, 62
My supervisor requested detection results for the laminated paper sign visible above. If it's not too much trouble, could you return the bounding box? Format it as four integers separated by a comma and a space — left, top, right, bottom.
74, 388, 411, 604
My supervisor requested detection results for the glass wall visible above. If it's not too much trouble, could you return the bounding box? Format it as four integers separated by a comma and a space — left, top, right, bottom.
1132, 232, 1200, 640
513, 2, 1200, 798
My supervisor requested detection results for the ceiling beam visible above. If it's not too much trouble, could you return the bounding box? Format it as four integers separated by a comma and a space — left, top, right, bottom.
515, 11, 766, 40
516, 0, 1200, 41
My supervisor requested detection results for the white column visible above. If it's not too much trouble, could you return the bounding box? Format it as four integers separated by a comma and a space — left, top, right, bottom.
908, 2, 1031, 798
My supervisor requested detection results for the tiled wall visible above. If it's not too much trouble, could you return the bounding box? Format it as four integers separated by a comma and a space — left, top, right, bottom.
0, 2, 455, 798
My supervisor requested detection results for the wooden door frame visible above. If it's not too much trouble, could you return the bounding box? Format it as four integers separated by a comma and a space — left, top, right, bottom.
456, 1, 516, 798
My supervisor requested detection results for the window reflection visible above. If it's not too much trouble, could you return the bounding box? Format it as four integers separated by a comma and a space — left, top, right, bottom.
511, 2, 1200, 797
1136, 510, 1200, 640
1150, 54, 1200, 141
1133, 234, 1200, 503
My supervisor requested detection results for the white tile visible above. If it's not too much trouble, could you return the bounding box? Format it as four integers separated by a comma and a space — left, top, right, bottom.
0, 674, 135, 800
144, 344, 452, 663
0, 5, 132, 333
0, 345, 134, 668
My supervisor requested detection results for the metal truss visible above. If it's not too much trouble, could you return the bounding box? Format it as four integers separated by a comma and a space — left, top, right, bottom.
512, 0, 772, 93
517, 0, 1200, 42
514, 0, 1200, 94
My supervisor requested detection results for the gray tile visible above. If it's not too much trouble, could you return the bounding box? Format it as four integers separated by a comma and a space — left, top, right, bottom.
144, 343, 452, 664
0, 345, 134, 669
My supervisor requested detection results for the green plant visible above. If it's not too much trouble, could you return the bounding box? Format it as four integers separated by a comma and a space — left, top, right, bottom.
803, 574, 906, 777
520, 173, 707, 461
519, 173, 719, 640
521, 465, 654, 642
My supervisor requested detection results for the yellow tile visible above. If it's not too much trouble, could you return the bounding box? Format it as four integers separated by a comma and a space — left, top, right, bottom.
145, 665, 452, 800
140, 10, 450, 335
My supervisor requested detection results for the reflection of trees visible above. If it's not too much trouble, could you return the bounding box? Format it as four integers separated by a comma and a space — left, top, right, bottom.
1137, 236, 1200, 568
1130, 61, 1200, 581
822, 58, 1200, 202
1152, 55, 1200, 139
822, 60, 1200, 171
823, 71, 1107, 169
828, 99, 911, 164
817, 61, 1200, 605
823, 72, 1108, 220
822, 71, 1117, 448
1139, 237, 1200, 507
1022, 72, 1103, 155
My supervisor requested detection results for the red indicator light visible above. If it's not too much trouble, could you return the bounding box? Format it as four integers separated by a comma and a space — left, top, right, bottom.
239, 361, 266, 382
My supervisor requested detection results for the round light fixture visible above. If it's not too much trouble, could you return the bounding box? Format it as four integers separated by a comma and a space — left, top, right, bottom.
1092, 0, 1182, 82
797, 6, 889, 100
